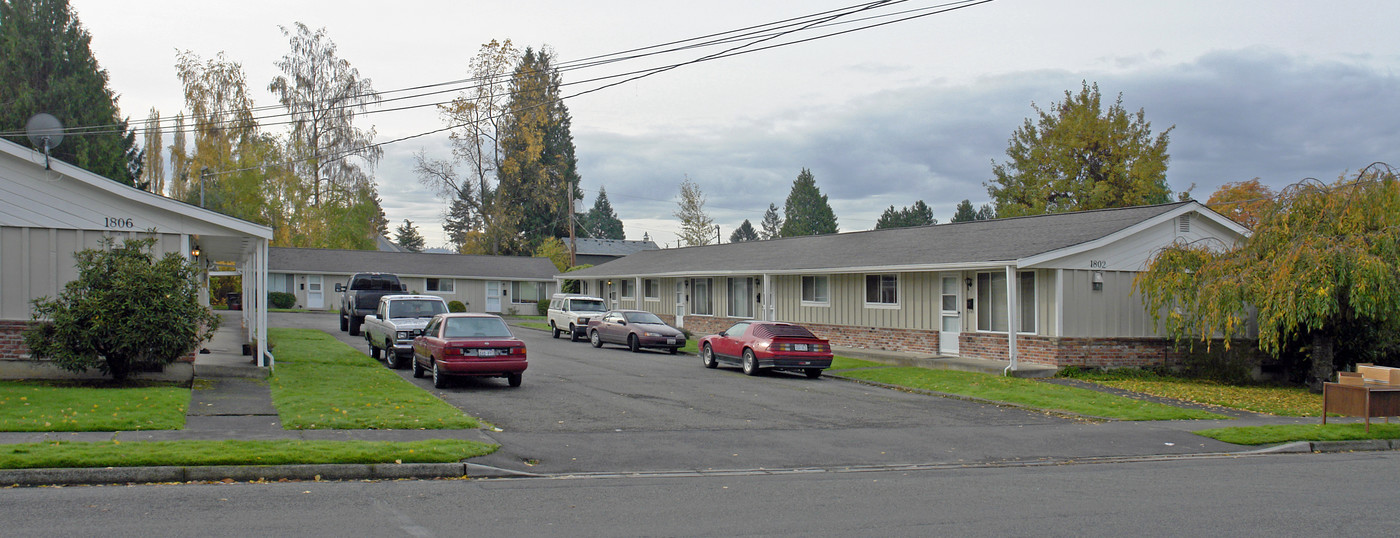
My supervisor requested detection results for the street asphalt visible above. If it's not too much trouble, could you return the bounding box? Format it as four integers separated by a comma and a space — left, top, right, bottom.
1, 311, 1393, 487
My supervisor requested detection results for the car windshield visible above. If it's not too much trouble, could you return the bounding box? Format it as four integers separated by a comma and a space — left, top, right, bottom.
443, 317, 513, 338
389, 300, 448, 319
571, 299, 606, 312
623, 311, 664, 324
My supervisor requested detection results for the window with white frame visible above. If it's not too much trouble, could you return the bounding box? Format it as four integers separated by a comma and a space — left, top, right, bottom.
864, 274, 899, 306
510, 281, 546, 303
801, 275, 829, 305
619, 279, 635, 299
425, 278, 454, 293
644, 279, 659, 300
976, 271, 1035, 333
727, 277, 755, 318
691, 278, 714, 315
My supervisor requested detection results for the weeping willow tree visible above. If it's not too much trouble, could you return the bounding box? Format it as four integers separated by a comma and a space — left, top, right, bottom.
1135, 164, 1400, 390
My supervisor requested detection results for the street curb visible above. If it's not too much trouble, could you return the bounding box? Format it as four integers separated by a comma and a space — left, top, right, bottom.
1, 462, 469, 487
1308, 439, 1398, 453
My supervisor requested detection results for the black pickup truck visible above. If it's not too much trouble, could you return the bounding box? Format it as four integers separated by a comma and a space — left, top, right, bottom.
337, 272, 405, 336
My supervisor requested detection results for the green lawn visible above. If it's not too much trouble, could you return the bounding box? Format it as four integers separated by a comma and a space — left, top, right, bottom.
0, 438, 495, 470
0, 381, 188, 432
517, 321, 551, 332
1058, 369, 1322, 416
269, 328, 481, 430
828, 356, 887, 370
1195, 423, 1400, 445
837, 367, 1226, 421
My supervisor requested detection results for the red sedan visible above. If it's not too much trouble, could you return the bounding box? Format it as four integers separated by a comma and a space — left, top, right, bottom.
699, 321, 833, 378
412, 313, 527, 388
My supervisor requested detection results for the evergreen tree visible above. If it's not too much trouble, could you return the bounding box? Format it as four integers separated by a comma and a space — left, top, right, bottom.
975, 204, 997, 220
395, 219, 425, 253
0, 0, 142, 185
443, 186, 478, 251
583, 186, 625, 240
951, 199, 978, 222
674, 176, 715, 246
729, 219, 759, 242
760, 203, 783, 240
988, 81, 1173, 217
875, 200, 936, 229
493, 47, 582, 255
780, 168, 838, 237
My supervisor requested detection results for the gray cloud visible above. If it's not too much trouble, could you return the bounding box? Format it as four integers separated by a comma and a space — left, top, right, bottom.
570, 48, 1400, 243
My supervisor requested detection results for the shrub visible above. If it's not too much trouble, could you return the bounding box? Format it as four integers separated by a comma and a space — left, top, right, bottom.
535, 300, 548, 316
268, 292, 296, 309
447, 300, 467, 313
24, 236, 220, 381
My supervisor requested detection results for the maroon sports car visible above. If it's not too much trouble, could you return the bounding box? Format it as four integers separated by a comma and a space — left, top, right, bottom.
699, 321, 832, 378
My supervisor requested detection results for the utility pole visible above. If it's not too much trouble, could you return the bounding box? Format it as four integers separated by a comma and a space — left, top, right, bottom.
567, 176, 577, 267
715, 225, 721, 245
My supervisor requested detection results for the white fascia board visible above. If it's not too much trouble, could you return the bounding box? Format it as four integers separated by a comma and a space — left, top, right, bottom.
1, 141, 273, 239
1016, 202, 1246, 268
275, 269, 553, 281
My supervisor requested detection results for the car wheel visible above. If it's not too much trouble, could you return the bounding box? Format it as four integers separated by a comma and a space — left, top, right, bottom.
569, 324, 581, 342
369, 340, 380, 359
742, 349, 760, 376
590, 330, 603, 348
701, 344, 717, 368
386, 341, 400, 369
432, 360, 447, 389
340, 313, 348, 332
628, 334, 641, 353
508, 372, 523, 388
805, 368, 823, 379
349, 317, 361, 336
668, 347, 679, 355
412, 357, 425, 378
551, 322, 560, 339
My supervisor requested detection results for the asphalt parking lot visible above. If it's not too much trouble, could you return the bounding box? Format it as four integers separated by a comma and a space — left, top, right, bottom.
274, 312, 1247, 475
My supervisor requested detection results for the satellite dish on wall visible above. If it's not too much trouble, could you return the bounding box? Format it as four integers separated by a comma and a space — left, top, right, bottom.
25, 113, 64, 170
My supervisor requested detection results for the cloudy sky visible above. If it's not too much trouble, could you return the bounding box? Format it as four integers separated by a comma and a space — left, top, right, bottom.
68, 0, 1400, 248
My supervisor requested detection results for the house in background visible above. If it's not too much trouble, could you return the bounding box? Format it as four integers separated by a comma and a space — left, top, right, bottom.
560, 201, 1250, 371
567, 237, 659, 266
0, 139, 274, 377
268, 248, 559, 314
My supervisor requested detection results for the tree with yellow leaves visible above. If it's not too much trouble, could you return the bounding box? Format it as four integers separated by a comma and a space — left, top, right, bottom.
1136, 165, 1400, 390
1206, 178, 1275, 229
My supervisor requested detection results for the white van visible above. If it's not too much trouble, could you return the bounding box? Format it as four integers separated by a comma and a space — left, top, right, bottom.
546, 293, 608, 341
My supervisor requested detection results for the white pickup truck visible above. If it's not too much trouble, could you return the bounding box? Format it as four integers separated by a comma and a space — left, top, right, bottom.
363, 295, 450, 369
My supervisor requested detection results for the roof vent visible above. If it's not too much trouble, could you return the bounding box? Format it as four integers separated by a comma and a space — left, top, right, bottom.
1177, 214, 1191, 233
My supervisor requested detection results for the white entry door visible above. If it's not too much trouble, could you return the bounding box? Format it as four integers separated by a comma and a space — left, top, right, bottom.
674, 281, 686, 328
486, 281, 502, 313
307, 275, 324, 309
939, 275, 961, 356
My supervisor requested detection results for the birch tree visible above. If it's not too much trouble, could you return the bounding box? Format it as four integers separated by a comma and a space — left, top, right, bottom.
675, 176, 715, 246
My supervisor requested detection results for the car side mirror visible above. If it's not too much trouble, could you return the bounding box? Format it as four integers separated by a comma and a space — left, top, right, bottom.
718, 331, 727, 337
334, 284, 345, 293
618, 320, 627, 326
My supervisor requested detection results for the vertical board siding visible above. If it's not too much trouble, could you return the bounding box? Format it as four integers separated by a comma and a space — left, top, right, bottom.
1059, 269, 1163, 338
771, 272, 937, 331
1, 227, 182, 320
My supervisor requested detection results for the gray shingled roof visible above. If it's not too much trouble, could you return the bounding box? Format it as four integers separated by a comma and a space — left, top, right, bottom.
270, 248, 558, 280
568, 237, 660, 256
564, 202, 1192, 278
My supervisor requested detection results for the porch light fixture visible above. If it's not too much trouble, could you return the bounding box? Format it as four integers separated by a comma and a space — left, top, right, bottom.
965, 277, 973, 289
1092, 271, 1104, 292
190, 247, 201, 257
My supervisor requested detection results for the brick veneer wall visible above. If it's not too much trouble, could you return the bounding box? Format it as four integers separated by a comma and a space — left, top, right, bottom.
660, 315, 940, 354
960, 332, 1182, 368
0, 320, 29, 360
1, 320, 197, 363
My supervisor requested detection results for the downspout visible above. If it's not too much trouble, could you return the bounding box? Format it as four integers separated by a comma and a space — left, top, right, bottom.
1004, 264, 1019, 376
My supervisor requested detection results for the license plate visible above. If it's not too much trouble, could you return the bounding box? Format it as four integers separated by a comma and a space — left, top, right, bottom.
666, 338, 676, 345
798, 361, 811, 365
475, 349, 496, 357
794, 344, 809, 351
